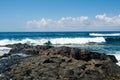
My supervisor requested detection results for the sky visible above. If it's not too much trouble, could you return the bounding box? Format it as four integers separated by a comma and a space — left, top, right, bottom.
0, 0, 120, 31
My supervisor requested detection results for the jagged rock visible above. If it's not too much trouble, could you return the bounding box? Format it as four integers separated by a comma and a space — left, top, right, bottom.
6, 43, 53, 55
0, 43, 119, 80
2, 55, 120, 80
0, 53, 11, 59
41, 46, 118, 63
6, 44, 118, 63
107, 55, 118, 63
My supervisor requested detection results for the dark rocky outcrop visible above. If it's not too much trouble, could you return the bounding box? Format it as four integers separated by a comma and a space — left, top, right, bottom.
2, 55, 120, 80
0, 43, 119, 80
6, 43, 53, 55
6, 44, 118, 63
41, 46, 118, 63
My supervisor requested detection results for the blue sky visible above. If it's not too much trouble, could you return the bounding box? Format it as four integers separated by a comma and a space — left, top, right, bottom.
0, 0, 120, 31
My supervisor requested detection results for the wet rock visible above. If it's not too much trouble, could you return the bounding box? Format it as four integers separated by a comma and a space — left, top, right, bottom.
0, 53, 11, 59
108, 55, 118, 63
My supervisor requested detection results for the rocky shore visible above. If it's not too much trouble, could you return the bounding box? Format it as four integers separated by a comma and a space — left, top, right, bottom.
0, 43, 120, 80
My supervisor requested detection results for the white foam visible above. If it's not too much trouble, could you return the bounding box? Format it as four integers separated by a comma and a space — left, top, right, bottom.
89, 33, 120, 36
0, 47, 11, 56
0, 39, 23, 45
0, 37, 106, 46
111, 52, 120, 66
50, 37, 105, 44
12, 53, 30, 57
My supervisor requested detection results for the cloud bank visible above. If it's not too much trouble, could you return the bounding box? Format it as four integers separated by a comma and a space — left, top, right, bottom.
27, 14, 120, 31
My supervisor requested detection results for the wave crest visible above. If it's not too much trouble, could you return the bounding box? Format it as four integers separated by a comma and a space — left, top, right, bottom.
0, 37, 105, 46
89, 33, 120, 36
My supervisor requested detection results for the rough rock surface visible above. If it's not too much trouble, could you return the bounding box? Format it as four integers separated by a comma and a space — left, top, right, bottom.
6, 43, 53, 55
2, 55, 120, 80
6, 44, 118, 63
40, 46, 118, 63
0, 43, 119, 80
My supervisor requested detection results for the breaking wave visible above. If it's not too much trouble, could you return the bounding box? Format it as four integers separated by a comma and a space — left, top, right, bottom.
89, 33, 120, 36
0, 47, 11, 56
111, 51, 120, 66
0, 37, 105, 46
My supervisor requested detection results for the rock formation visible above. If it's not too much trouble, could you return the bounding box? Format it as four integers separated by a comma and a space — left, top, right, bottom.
0, 43, 119, 80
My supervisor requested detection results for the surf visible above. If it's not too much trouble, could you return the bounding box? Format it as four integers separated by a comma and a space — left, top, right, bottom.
0, 37, 106, 46
89, 33, 120, 36
0, 47, 11, 56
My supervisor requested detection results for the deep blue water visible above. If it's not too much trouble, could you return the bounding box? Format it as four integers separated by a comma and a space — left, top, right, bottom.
0, 31, 120, 39
0, 32, 90, 39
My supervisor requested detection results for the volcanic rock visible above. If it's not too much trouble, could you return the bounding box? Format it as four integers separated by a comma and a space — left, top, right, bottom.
6, 43, 53, 55
2, 55, 120, 80
40, 46, 118, 63
1, 43, 119, 80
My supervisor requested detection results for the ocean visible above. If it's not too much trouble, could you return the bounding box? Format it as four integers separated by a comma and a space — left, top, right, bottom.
0, 31, 120, 65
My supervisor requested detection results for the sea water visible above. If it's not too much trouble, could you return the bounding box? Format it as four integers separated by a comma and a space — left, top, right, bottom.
0, 32, 120, 65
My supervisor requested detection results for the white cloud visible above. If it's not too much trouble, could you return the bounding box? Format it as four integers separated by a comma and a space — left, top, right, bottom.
95, 14, 120, 24
27, 14, 120, 31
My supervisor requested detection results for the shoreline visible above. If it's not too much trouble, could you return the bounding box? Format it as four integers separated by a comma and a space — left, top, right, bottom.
0, 43, 120, 80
